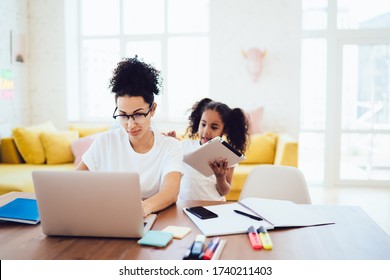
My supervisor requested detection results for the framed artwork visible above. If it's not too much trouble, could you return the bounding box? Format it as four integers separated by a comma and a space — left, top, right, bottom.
242, 48, 266, 82
0, 69, 14, 100
10, 30, 26, 63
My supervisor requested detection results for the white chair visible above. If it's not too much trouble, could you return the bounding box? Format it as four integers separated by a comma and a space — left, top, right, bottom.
238, 165, 312, 204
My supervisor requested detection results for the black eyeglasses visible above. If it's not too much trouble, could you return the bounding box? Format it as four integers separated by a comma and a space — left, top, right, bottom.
112, 104, 153, 124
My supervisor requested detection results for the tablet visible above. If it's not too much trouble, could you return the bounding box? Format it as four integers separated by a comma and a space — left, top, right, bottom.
183, 137, 246, 177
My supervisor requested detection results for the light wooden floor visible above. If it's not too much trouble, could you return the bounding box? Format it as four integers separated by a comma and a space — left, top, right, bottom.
309, 186, 390, 236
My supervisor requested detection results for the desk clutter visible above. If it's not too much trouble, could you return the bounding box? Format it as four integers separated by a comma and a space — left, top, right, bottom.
183, 197, 335, 237
247, 226, 273, 250
183, 234, 227, 260
182, 231, 272, 260
2, 192, 389, 260
183, 226, 273, 260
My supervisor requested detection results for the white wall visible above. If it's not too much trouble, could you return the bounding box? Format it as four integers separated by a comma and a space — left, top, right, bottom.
0, 0, 29, 137
28, 0, 68, 130
0, 0, 67, 136
0, 0, 301, 137
210, 0, 301, 137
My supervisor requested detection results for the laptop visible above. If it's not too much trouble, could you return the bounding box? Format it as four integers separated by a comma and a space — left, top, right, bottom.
31, 170, 157, 238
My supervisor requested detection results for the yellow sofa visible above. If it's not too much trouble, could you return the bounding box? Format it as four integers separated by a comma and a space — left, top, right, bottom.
0, 122, 110, 196
0, 125, 298, 200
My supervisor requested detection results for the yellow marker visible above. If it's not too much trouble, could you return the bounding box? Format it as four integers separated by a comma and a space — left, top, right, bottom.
257, 226, 273, 250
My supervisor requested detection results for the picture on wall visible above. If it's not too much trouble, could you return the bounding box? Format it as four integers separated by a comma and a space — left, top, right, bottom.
10, 30, 26, 63
0, 69, 14, 100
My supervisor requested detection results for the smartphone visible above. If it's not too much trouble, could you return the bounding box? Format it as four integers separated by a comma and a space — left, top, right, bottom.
186, 206, 218, 219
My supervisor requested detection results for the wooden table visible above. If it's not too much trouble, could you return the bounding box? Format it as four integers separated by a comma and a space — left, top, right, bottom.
1, 192, 390, 260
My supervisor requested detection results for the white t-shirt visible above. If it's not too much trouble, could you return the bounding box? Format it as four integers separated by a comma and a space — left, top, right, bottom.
82, 127, 183, 199
179, 139, 226, 201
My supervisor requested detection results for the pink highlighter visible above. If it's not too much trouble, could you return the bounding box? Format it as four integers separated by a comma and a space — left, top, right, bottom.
247, 226, 263, 250
202, 237, 220, 260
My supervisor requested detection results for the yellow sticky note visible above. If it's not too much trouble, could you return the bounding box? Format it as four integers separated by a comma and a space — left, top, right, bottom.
162, 226, 192, 239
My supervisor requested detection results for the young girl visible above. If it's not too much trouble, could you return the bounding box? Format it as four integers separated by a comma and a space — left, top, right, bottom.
174, 98, 250, 201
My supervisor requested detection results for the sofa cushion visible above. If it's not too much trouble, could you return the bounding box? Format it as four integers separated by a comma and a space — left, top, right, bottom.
12, 121, 57, 164
246, 106, 264, 134
40, 131, 79, 164
0, 138, 25, 164
70, 134, 97, 165
241, 132, 277, 164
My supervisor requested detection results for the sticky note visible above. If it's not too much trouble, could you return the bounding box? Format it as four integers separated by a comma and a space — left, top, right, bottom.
138, 230, 173, 247
162, 226, 192, 239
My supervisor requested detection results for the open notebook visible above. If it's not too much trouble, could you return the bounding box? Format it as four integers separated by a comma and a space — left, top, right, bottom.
183, 197, 335, 237
32, 170, 156, 238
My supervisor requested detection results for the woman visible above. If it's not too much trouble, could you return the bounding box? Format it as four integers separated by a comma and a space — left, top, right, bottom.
76, 57, 183, 216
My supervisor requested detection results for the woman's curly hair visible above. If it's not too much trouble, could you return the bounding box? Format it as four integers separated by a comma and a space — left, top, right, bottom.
185, 98, 250, 154
109, 56, 162, 105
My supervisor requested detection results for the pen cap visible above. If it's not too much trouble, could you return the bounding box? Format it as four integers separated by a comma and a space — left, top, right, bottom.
191, 235, 206, 259
257, 226, 273, 250
257, 226, 267, 234
195, 234, 206, 243
206, 237, 220, 250
247, 226, 256, 233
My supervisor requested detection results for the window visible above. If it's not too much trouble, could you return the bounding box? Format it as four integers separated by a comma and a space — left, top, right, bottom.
340, 44, 390, 180
300, 0, 390, 187
74, 0, 209, 122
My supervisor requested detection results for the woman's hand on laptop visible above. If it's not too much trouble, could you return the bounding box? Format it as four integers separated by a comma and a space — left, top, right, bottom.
142, 201, 152, 217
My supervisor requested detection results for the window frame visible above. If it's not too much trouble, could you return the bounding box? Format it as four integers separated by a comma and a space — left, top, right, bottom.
300, 0, 390, 188
70, 0, 209, 124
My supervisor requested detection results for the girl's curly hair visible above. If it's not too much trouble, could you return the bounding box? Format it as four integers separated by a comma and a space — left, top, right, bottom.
109, 56, 162, 105
185, 98, 250, 154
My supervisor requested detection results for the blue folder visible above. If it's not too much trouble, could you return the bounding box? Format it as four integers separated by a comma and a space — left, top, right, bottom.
0, 198, 40, 224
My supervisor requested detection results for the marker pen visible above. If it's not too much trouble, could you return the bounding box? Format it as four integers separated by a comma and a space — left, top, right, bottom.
211, 239, 226, 260
202, 237, 220, 260
190, 234, 206, 259
183, 242, 194, 260
257, 226, 273, 250
248, 226, 263, 250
